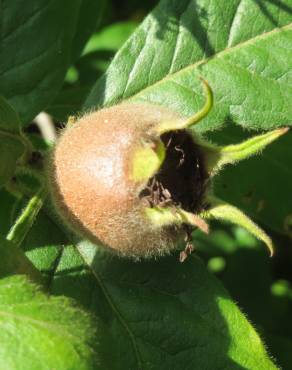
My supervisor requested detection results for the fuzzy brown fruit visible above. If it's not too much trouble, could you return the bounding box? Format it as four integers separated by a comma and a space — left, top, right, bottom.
49, 103, 208, 258
49, 80, 285, 260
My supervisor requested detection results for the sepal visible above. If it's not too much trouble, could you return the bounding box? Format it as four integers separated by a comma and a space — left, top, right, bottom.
200, 197, 274, 256
145, 206, 209, 234
154, 78, 213, 135
131, 139, 166, 182
199, 127, 289, 176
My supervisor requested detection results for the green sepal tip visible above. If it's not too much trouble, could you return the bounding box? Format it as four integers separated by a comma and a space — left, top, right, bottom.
200, 197, 274, 256
201, 127, 289, 176
154, 78, 213, 135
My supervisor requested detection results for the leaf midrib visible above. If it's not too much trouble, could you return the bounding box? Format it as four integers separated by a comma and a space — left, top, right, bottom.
46, 210, 232, 369
77, 248, 144, 369
40, 176, 271, 368
128, 23, 292, 103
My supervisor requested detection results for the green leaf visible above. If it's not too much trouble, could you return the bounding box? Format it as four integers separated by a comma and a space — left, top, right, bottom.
0, 235, 40, 281
51, 241, 277, 369
85, 0, 292, 131
0, 188, 67, 285
0, 96, 27, 187
20, 207, 67, 285
10, 167, 277, 369
71, 0, 107, 61
46, 86, 89, 122
47, 21, 138, 122
0, 135, 24, 187
0, 274, 99, 370
0, 0, 101, 125
0, 95, 21, 134
194, 224, 291, 369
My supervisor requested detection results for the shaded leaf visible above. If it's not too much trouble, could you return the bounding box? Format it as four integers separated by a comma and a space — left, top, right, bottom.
0, 95, 21, 134
71, 0, 107, 61
0, 135, 24, 187
20, 207, 67, 286
194, 224, 292, 370
0, 0, 101, 124
46, 86, 90, 122
0, 96, 26, 187
0, 189, 19, 236
50, 241, 277, 370
48, 21, 138, 122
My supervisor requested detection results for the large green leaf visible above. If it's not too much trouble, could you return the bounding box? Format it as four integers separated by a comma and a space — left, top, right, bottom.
85, 0, 292, 131
5, 193, 275, 370
0, 0, 104, 125
0, 274, 99, 370
71, 0, 107, 61
50, 240, 277, 369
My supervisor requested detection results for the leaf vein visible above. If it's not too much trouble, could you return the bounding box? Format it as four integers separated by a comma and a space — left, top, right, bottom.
131, 23, 292, 102
1, 0, 55, 43
77, 249, 144, 370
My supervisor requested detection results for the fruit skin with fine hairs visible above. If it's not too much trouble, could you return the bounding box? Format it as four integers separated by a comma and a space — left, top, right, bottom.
48, 80, 287, 259
49, 103, 197, 259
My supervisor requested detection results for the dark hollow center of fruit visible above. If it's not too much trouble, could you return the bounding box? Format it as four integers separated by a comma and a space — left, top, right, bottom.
140, 131, 209, 213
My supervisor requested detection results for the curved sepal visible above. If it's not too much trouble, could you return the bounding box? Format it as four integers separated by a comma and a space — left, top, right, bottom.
154, 78, 213, 135
200, 197, 274, 256
200, 127, 289, 176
